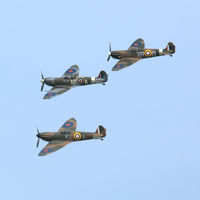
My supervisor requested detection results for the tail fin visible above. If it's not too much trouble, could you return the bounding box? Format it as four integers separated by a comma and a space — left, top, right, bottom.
97, 71, 108, 82
95, 125, 106, 137
165, 42, 175, 53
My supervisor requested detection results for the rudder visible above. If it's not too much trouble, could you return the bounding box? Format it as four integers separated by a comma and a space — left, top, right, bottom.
96, 125, 106, 137
97, 71, 108, 82
165, 42, 175, 53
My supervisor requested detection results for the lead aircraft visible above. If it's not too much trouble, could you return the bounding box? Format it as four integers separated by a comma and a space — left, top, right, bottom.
107, 38, 175, 71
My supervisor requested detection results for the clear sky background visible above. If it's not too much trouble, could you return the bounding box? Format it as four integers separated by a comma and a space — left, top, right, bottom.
1, 0, 200, 199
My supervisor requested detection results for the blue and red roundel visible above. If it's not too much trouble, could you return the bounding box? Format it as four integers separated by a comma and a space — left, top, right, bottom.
45, 92, 56, 96
131, 42, 142, 47
66, 68, 76, 74
63, 121, 74, 128
41, 148, 52, 153
113, 64, 124, 69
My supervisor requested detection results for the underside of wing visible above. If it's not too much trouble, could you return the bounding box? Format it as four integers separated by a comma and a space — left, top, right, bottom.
39, 140, 72, 156
63, 65, 79, 78
58, 118, 77, 132
128, 38, 145, 50
112, 58, 141, 71
43, 86, 71, 99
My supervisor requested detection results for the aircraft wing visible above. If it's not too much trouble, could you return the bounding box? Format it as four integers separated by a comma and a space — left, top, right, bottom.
58, 118, 77, 132
43, 86, 71, 99
63, 65, 79, 78
39, 140, 72, 156
128, 38, 145, 50
112, 58, 141, 71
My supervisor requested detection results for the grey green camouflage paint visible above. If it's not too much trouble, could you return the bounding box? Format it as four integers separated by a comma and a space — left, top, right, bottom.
41, 65, 108, 99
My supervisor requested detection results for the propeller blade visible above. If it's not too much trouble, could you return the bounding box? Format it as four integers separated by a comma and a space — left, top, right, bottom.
107, 42, 112, 62
36, 128, 40, 148
36, 137, 40, 148
41, 83, 44, 92
109, 42, 111, 52
40, 73, 45, 92
41, 73, 44, 80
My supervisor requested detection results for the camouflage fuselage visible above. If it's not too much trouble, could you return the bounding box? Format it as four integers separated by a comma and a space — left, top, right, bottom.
111, 48, 174, 60
38, 131, 105, 142
44, 76, 105, 87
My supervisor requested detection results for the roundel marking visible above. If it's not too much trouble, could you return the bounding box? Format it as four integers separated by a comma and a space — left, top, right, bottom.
131, 42, 142, 47
66, 68, 76, 73
42, 148, 52, 153
144, 50, 152, 57
63, 121, 73, 128
78, 78, 83, 83
74, 132, 81, 140
114, 64, 123, 68
46, 93, 56, 96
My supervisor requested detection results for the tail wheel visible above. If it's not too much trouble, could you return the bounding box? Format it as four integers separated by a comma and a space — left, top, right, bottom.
74, 132, 81, 140
78, 78, 84, 84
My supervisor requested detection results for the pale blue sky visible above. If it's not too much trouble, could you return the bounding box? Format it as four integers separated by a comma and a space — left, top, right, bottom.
1, 0, 200, 199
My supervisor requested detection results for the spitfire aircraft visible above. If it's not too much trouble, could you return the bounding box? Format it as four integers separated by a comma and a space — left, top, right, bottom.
40, 65, 108, 99
36, 118, 106, 156
107, 38, 176, 71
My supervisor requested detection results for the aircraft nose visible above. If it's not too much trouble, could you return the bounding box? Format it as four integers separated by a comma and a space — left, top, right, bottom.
37, 133, 41, 138
44, 78, 54, 86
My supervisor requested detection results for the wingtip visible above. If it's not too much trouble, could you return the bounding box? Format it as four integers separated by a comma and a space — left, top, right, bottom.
38, 151, 49, 156
43, 96, 50, 100
43, 94, 54, 99
71, 64, 79, 69
68, 117, 77, 123
112, 68, 119, 71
